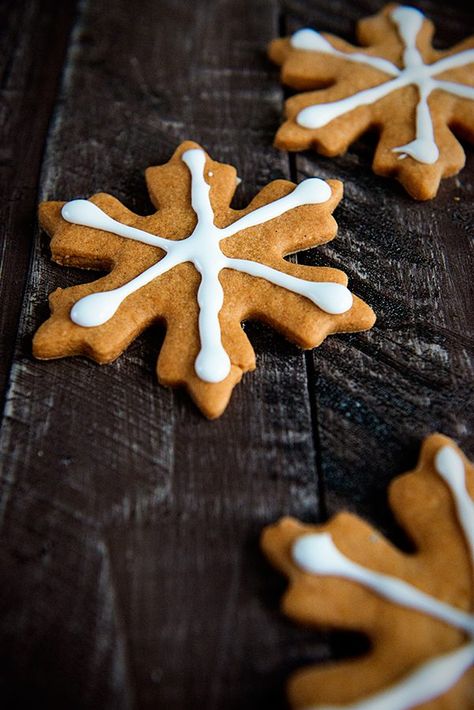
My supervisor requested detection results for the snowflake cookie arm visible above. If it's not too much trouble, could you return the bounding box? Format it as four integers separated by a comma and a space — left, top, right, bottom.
271, 46, 400, 155
219, 178, 374, 343
33, 185, 181, 363
38, 194, 149, 270
434, 36, 474, 146
269, 34, 384, 92
261, 433, 474, 709
226, 267, 374, 349
371, 94, 471, 201
156, 287, 256, 419
221, 178, 343, 256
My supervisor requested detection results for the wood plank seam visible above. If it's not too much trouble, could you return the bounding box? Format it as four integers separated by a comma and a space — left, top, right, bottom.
0, 0, 78, 418
282, 17, 327, 523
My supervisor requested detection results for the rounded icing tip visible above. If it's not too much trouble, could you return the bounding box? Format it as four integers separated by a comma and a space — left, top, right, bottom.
194, 346, 231, 383
291, 28, 333, 53
71, 291, 121, 327
182, 147, 206, 166
308, 282, 353, 315
292, 533, 344, 575
391, 5, 424, 22
61, 200, 115, 230
293, 178, 332, 204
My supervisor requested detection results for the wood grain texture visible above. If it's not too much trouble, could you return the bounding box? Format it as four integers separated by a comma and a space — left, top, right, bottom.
0, 0, 324, 707
286, 0, 474, 526
0, 0, 472, 708
0, 0, 76, 407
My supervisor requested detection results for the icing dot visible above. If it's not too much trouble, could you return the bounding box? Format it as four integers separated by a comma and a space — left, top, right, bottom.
307, 282, 353, 314
71, 291, 122, 327
195, 346, 231, 383
62, 200, 115, 230
292, 178, 332, 204
293, 533, 346, 575
391, 6, 424, 45
393, 138, 439, 164
291, 28, 333, 53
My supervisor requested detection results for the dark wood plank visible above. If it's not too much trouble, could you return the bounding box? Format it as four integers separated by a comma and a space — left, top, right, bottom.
287, 0, 474, 524
0, 0, 77, 406
280, 0, 474, 685
0, 0, 328, 707
1, 0, 472, 707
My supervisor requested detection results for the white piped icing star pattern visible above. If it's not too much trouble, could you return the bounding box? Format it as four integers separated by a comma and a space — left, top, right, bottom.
270, 4, 474, 199
291, 7, 474, 165
34, 141, 375, 418
63, 149, 351, 384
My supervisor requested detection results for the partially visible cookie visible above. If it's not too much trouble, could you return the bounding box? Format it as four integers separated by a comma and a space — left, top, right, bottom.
33, 141, 375, 419
261, 434, 474, 708
270, 4, 474, 200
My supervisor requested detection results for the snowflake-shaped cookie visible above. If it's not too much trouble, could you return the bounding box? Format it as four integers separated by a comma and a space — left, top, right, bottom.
270, 4, 474, 200
34, 141, 375, 418
262, 434, 474, 708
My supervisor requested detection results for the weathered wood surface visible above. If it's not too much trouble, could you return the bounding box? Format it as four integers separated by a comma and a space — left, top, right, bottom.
286, 0, 474, 529
0, 0, 472, 708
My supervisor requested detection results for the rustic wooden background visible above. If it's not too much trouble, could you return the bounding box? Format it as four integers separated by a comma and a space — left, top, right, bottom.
0, 0, 472, 707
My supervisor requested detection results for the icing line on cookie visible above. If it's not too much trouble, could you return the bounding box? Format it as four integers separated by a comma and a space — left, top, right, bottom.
291, 6, 474, 164
435, 446, 474, 562
303, 642, 474, 710
292, 444, 474, 709
62, 148, 352, 383
293, 532, 474, 634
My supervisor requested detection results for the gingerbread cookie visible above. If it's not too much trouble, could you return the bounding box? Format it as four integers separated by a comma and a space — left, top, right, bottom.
270, 4, 474, 200
33, 141, 375, 419
261, 434, 474, 708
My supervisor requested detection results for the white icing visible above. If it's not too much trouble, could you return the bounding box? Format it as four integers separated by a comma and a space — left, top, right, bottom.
291, 6, 474, 164
292, 443, 474, 709
61, 200, 173, 251
62, 149, 352, 383
293, 532, 474, 634
228, 260, 352, 315
70, 253, 180, 327
435, 446, 474, 564
305, 642, 474, 710
291, 28, 400, 77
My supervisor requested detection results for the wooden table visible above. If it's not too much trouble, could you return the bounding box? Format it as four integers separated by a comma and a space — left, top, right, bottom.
1, 0, 472, 707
